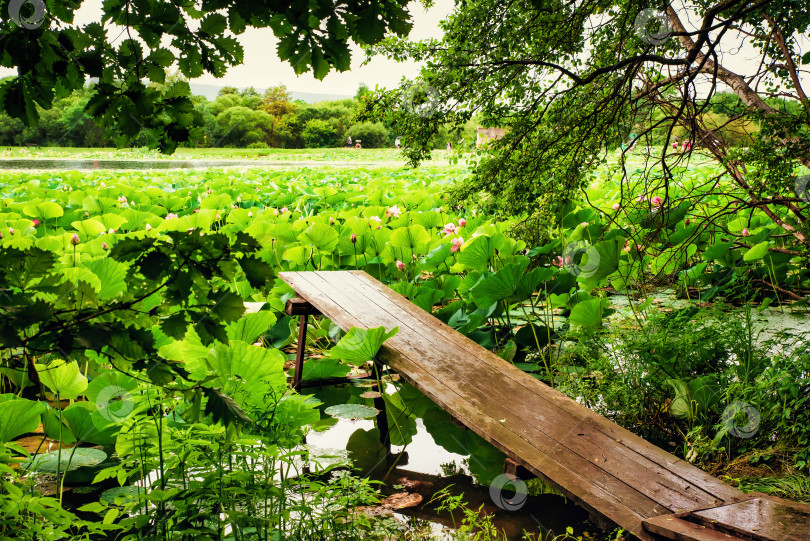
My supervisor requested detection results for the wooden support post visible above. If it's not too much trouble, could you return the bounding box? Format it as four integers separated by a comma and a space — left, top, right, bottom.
285, 297, 320, 391
504, 457, 537, 480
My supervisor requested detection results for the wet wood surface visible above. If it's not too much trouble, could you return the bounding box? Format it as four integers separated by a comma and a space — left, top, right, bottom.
280, 270, 805, 541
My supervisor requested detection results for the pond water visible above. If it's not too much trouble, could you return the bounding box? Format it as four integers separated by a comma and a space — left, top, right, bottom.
304, 382, 595, 540
0, 158, 392, 170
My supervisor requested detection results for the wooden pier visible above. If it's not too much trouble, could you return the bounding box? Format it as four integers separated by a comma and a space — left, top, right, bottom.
280, 270, 810, 541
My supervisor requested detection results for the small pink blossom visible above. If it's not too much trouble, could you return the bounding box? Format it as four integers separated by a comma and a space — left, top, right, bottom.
108, 228, 115, 234
166, 213, 178, 220
651, 196, 663, 207
8, 227, 14, 235
386, 205, 402, 218
281, 207, 289, 213
216, 214, 221, 220
580, 222, 588, 227
451, 237, 464, 252
145, 224, 152, 231
742, 228, 750, 237
70, 233, 80, 245
32, 219, 40, 226
612, 203, 620, 211
248, 211, 253, 217
458, 218, 467, 227
102, 241, 109, 250
273, 208, 279, 216
396, 260, 406, 271
552, 256, 564, 267
442, 222, 456, 236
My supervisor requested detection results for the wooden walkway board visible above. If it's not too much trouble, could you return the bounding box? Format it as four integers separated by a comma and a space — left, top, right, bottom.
279, 271, 759, 540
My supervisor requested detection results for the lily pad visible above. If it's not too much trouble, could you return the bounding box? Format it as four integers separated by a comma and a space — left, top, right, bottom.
324, 404, 379, 420
23, 447, 107, 473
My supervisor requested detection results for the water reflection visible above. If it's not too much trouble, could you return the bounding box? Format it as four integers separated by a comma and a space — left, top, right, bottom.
305, 383, 595, 540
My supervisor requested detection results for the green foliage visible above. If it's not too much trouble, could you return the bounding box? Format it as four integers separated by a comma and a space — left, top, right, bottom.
345, 121, 391, 148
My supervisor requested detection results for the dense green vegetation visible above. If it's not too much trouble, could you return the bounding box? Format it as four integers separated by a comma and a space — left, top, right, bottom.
0, 83, 475, 151
0, 159, 807, 540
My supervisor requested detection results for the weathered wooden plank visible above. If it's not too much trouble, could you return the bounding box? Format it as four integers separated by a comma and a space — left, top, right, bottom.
689, 498, 810, 541
643, 514, 744, 541
343, 270, 741, 503
323, 271, 726, 512
280, 271, 656, 538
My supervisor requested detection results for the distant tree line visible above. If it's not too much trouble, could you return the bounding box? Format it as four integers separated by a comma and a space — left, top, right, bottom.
0, 79, 474, 150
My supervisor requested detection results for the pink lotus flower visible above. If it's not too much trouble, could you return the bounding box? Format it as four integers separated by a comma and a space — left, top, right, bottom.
442, 223, 456, 236
32, 219, 40, 226
386, 205, 402, 218
273, 208, 279, 216
350, 233, 357, 243
742, 228, 750, 237
651, 196, 663, 207
70, 233, 80, 245
622, 243, 631, 253
166, 213, 178, 220
281, 207, 289, 213
552, 256, 564, 267
396, 260, 406, 271
612, 203, 620, 211
451, 237, 464, 252
458, 218, 467, 227
102, 241, 109, 250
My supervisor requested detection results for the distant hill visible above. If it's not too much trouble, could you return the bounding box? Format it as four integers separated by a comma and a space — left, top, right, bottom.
189, 83, 352, 103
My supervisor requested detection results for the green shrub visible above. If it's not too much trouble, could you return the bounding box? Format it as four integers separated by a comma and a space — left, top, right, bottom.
345, 121, 390, 148
302, 118, 339, 147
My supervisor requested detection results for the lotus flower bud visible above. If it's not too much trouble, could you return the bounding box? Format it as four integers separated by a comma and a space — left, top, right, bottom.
70, 233, 80, 245
458, 218, 467, 227
396, 260, 406, 271
248, 211, 253, 217
329, 217, 335, 225
742, 228, 750, 237
351, 233, 357, 243
108, 228, 115, 234
8, 228, 14, 235
612, 203, 620, 211
237, 196, 242, 203
102, 241, 109, 250
145, 223, 152, 231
